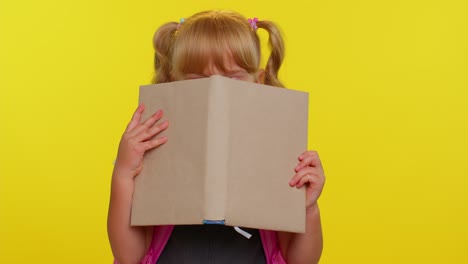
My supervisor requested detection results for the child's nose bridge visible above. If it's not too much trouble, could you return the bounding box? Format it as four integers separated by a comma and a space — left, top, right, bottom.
204, 64, 224, 77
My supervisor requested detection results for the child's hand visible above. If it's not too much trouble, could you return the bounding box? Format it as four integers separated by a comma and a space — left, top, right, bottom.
114, 104, 169, 180
289, 151, 325, 211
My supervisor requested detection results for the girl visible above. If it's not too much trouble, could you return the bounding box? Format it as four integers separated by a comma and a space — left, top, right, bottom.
108, 10, 325, 264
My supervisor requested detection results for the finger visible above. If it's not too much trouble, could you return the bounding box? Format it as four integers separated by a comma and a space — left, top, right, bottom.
298, 150, 319, 161
295, 151, 322, 172
128, 109, 163, 137
289, 167, 320, 186
296, 173, 322, 188
142, 109, 163, 128
298, 150, 309, 161
144, 136, 168, 151
125, 104, 145, 132
137, 119, 169, 142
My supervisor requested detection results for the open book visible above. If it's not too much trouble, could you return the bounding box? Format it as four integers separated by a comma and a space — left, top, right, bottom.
131, 75, 309, 233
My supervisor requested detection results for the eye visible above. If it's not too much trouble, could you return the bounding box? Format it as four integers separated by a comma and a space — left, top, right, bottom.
228, 72, 249, 80
185, 74, 204, 80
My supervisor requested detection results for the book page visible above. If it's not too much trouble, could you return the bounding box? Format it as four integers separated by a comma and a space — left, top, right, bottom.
131, 79, 210, 226
221, 76, 308, 233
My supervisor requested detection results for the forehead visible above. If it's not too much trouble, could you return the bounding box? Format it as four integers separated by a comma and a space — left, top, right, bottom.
199, 54, 247, 74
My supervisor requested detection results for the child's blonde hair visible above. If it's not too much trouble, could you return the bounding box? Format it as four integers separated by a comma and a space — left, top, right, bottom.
152, 10, 285, 87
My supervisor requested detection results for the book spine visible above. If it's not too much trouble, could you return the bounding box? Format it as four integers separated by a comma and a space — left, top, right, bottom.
203, 76, 229, 222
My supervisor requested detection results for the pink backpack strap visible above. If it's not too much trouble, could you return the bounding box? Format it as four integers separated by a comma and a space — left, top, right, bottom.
113, 225, 174, 264
259, 230, 287, 264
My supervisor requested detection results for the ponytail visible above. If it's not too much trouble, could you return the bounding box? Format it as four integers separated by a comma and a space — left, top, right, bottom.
152, 22, 178, 84
257, 20, 285, 88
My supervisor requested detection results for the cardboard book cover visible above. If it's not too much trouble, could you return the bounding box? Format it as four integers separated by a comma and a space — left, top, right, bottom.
131, 75, 309, 233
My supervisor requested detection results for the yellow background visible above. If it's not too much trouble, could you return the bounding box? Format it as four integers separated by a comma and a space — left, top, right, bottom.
1, 0, 467, 263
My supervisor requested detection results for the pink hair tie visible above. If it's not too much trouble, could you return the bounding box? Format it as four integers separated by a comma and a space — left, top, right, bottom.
248, 17, 258, 31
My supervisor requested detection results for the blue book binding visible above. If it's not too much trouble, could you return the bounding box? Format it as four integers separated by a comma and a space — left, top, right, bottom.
203, 219, 226, 225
